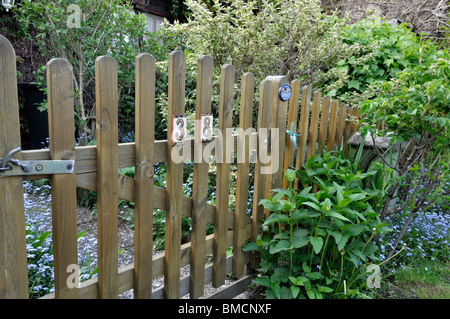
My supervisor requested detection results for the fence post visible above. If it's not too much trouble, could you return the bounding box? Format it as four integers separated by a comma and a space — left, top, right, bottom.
134, 53, 155, 299
95, 55, 119, 299
250, 75, 289, 268
47, 58, 78, 299
263, 76, 289, 215
0, 35, 28, 299
164, 51, 186, 299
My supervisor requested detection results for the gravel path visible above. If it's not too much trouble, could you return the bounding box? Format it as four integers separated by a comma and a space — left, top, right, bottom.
76, 206, 253, 299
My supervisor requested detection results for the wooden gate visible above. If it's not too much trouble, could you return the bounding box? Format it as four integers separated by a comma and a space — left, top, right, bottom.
0, 35, 359, 299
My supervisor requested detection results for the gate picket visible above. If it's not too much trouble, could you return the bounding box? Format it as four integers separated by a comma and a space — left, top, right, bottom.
233, 72, 255, 279
164, 50, 186, 299
0, 34, 28, 299
213, 64, 234, 288
46, 58, 78, 299
250, 78, 271, 269
95, 55, 119, 299
190, 55, 214, 298
134, 53, 155, 299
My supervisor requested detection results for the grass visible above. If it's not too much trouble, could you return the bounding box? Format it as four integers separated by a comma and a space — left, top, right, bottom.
391, 259, 450, 299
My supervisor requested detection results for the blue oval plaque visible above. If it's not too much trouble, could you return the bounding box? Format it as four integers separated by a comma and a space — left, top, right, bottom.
278, 84, 292, 101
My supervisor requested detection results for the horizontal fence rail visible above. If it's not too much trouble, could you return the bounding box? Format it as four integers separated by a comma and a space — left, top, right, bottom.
0, 34, 359, 299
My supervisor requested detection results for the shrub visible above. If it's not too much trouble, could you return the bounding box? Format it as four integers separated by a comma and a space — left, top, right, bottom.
162, 0, 353, 86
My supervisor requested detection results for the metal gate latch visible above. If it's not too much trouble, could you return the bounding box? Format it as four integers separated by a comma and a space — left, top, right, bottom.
0, 147, 74, 177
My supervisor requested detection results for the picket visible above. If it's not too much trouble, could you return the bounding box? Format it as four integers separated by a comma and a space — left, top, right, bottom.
307, 91, 322, 160
249, 79, 271, 269
47, 58, 78, 299
295, 85, 312, 185
134, 53, 155, 299
282, 80, 301, 189
95, 55, 119, 299
190, 55, 214, 298
233, 72, 255, 279
213, 64, 235, 288
164, 51, 186, 299
0, 35, 360, 299
327, 100, 340, 152
0, 34, 28, 299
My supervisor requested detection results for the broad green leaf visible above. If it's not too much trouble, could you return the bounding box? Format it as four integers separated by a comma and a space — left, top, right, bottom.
263, 213, 290, 226
77, 230, 86, 239
306, 290, 316, 299
327, 230, 342, 246
270, 283, 281, 299
272, 188, 289, 201
291, 285, 300, 298
291, 209, 321, 221
325, 211, 350, 222
333, 182, 344, 204
337, 235, 350, 251
302, 262, 310, 273
242, 242, 259, 252
345, 251, 359, 267
321, 198, 332, 212
343, 224, 366, 236
319, 286, 333, 293
280, 286, 292, 299
252, 277, 271, 287
292, 228, 310, 248
303, 201, 321, 211
285, 169, 296, 182
308, 272, 323, 281
338, 198, 353, 208
270, 240, 291, 254
348, 193, 367, 202
310, 236, 324, 254
37, 231, 50, 247
259, 199, 276, 212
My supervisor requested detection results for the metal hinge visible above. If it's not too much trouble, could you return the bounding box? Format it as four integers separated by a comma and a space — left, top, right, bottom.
0, 147, 74, 177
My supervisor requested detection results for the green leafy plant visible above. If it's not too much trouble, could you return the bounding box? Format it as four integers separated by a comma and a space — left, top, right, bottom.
244, 146, 394, 299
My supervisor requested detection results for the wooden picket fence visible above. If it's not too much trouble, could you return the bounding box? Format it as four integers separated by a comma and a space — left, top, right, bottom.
0, 35, 359, 299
